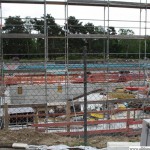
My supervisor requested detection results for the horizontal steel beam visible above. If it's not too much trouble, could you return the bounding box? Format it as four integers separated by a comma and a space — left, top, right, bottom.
2, 33, 149, 40
1, 98, 148, 108
3, 69, 46, 73
67, 34, 149, 40
1, 0, 150, 9
32, 118, 133, 127
68, 0, 150, 9
1, 0, 65, 5
2, 33, 45, 38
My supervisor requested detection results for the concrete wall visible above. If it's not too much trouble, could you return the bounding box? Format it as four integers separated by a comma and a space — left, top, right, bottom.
8, 83, 98, 104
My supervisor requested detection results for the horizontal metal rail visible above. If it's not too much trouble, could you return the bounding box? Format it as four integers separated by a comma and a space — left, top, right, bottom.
1, 33, 150, 40
32, 118, 143, 136
32, 118, 134, 127
1, 0, 150, 9
7, 107, 149, 118
55, 128, 133, 136
1, 98, 149, 108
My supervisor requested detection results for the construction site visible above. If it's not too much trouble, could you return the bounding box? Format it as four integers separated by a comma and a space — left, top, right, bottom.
0, 0, 150, 149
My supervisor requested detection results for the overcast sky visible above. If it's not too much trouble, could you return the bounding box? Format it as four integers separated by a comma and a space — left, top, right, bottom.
1, 0, 150, 35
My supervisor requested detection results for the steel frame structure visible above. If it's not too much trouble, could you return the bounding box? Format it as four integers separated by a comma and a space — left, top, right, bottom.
0, 0, 149, 61
0, 2, 149, 88
1, 0, 150, 9
0, 1, 150, 139
0, 0, 150, 39
0, 0, 149, 59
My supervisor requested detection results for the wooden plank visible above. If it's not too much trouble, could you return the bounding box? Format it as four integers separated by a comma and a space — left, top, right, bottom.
127, 130, 142, 136
32, 118, 133, 127
4, 103, 9, 129
1, 97, 150, 109
66, 100, 71, 132
128, 120, 143, 125
126, 109, 130, 135
56, 128, 131, 136
34, 108, 39, 131
1, 103, 47, 108
8, 107, 147, 118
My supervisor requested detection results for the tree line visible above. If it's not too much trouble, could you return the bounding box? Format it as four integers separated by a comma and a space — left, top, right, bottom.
2, 14, 150, 60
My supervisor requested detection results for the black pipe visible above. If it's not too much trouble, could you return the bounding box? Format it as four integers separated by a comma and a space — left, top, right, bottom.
83, 45, 87, 146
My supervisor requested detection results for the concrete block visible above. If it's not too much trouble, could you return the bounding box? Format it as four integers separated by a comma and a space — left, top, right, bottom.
141, 119, 150, 146
12, 143, 28, 149
107, 142, 140, 150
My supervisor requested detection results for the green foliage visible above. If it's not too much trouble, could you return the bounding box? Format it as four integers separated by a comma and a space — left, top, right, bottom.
31, 14, 65, 60
2, 16, 36, 59
2, 15, 147, 60
3, 16, 26, 33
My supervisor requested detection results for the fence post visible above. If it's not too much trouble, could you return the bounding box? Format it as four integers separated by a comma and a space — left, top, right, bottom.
34, 108, 39, 131
66, 100, 71, 133
126, 109, 130, 136
83, 45, 87, 146
4, 103, 9, 129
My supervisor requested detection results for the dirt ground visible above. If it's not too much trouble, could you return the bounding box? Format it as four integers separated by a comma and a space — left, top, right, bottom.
0, 128, 140, 149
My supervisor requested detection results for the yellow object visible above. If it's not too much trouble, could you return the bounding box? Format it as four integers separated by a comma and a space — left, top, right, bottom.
57, 84, 62, 93
90, 113, 104, 119
88, 117, 96, 121
18, 86, 22, 94
117, 104, 126, 110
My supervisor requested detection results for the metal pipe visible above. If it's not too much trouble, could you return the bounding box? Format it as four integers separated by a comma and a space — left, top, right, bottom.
144, 0, 147, 60
103, 5, 106, 61
44, 0, 48, 132
83, 44, 87, 146
1, 0, 150, 9
139, 0, 142, 60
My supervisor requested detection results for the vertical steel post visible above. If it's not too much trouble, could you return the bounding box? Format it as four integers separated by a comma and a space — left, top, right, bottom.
65, 1, 70, 133
44, 0, 48, 132
144, 0, 147, 60
106, 0, 110, 61
0, 2, 2, 77
139, 0, 142, 60
137, 0, 142, 100
0, 2, 1, 58
103, 6, 106, 61
83, 45, 87, 146
0, 2, 4, 128
105, 0, 110, 119
65, 2, 69, 100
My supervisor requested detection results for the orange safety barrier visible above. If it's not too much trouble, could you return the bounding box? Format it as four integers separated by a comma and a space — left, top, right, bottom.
4, 75, 69, 85
32, 118, 142, 136
3, 72, 146, 85
7, 107, 146, 136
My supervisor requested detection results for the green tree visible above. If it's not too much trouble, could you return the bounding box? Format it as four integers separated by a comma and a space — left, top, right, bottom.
84, 23, 95, 53
2, 16, 34, 59
84, 24, 105, 56
31, 14, 64, 60
108, 26, 116, 35
67, 16, 84, 34
3, 16, 26, 33
93, 26, 106, 58
65, 16, 85, 56
118, 29, 134, 35
118, 28, 136, 58
107, 27, 120, 57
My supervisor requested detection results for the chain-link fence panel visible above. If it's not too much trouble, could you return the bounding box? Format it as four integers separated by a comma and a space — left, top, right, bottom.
1, 0, 150, 149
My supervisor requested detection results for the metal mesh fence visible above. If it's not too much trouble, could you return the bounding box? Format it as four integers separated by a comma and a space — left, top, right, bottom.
1, 0, 150, 148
